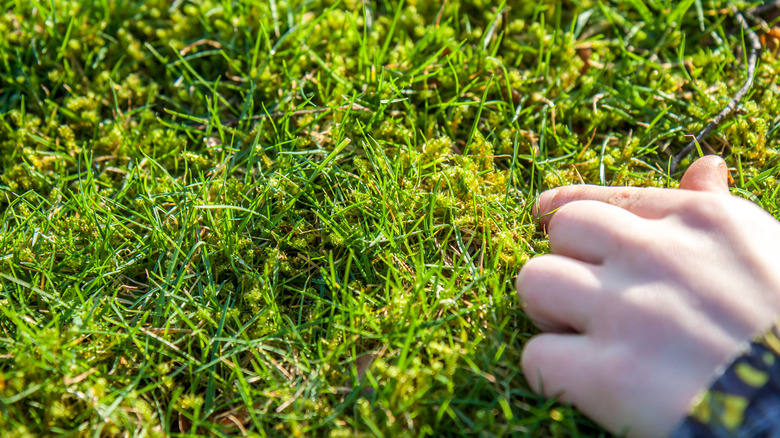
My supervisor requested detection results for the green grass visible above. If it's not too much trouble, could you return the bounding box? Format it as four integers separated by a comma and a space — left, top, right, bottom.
1, 0, 780, 436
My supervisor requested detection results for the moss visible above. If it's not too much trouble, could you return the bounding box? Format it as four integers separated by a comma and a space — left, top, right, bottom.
2, 0, 780, 436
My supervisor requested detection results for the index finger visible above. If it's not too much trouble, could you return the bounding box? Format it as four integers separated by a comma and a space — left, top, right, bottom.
535, 185, 699, 228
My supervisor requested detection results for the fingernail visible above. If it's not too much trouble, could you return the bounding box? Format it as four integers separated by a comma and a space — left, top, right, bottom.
531, 194, 542, 218
718, 161, 730, 186
534, 188, 559, 218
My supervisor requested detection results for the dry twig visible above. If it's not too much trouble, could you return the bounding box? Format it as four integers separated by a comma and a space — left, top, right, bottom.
671, 5, 764, 172
749, 0, 780, 17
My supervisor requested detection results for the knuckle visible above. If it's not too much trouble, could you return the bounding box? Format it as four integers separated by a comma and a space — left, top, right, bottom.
677, 195, 730, 229
607, 189, 643, 211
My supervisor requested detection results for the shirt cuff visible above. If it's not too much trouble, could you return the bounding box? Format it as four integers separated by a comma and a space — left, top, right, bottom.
671, 321, 780, 438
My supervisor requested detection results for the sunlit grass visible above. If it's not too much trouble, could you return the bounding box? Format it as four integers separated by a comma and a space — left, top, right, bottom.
1, 0, 779, 436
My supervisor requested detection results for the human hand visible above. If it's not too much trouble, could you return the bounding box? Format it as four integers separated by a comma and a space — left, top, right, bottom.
516, 156, 780, 437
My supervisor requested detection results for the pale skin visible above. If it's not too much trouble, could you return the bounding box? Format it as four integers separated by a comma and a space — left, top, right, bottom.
516, 155, 780, 437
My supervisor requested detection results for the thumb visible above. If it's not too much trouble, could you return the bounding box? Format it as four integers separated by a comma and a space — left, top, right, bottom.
678, 155, 730, 194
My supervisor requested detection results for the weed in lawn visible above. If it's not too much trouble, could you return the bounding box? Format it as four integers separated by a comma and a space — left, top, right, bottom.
1, 0, 779, 436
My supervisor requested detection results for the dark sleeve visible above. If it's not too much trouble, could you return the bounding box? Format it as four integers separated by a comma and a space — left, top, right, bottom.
671, 322, 780, 438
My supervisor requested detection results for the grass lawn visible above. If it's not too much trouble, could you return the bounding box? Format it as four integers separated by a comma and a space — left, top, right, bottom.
2, 0, 780, 436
